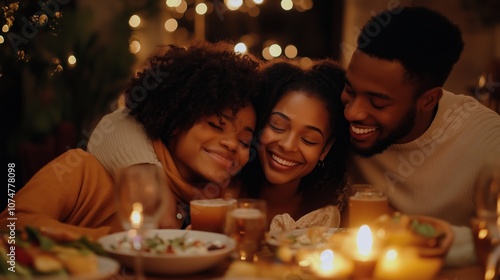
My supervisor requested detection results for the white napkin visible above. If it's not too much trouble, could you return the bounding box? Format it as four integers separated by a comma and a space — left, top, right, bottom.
269, 205, 341, 233
444, 225, 478, 267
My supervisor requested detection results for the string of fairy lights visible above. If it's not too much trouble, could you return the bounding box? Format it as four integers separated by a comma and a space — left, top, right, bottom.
128, 0, 314, 65
129, 0, 313, 64
0, 0, 315, 73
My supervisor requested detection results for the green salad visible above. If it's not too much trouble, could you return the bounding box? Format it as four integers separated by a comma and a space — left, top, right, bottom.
111, 233, 226, 255
0, 227, 106, 278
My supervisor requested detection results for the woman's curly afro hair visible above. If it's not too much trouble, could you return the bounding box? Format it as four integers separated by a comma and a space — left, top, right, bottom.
125, 41, 261, 146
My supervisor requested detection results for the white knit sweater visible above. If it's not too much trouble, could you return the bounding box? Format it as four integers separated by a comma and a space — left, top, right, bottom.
348, 90, 500, 265
86, 108, 160, 178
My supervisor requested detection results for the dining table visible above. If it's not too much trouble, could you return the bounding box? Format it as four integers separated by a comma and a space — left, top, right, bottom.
107, 247, 485, 280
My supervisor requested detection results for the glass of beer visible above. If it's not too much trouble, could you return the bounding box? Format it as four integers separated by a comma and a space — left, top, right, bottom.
471, 216, 500, 279
190, 198, 237, 233
225, 199, 267, 262
349, 184, 389, 228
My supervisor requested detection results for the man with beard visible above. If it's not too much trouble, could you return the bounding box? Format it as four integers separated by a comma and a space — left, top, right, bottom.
341, 6, 500, 266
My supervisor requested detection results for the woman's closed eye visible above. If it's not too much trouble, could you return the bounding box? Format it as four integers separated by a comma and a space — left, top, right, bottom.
268, 118, 286, 132
269, 122, 285, 132
239, 140, 251, 148
302, 137, 319, 145
208, 121, 223, 130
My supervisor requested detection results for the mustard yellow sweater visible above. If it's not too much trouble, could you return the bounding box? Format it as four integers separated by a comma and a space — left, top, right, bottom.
0, 149, 122, 240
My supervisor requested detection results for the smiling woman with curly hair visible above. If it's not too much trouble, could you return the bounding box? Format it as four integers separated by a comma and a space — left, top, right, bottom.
0, 41, 261, 239
126, 41, 260, 144
236, 58, 350, 231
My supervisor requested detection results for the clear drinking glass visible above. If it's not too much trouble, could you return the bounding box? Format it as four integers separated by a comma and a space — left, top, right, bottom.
473, 153, 500, 280
115, 163, 168, 280
348, 184, 389, 228
225, 199, 267, 262
190, 198, 237, 233
474, 154, 500, 219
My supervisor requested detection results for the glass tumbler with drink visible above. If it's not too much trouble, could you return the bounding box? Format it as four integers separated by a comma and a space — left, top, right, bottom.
225, 199, 267, 262
190, 198, 237, 233
349, 184, 389, 228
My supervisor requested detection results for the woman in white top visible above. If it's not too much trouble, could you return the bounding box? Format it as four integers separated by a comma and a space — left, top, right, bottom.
236, 59, 350, 231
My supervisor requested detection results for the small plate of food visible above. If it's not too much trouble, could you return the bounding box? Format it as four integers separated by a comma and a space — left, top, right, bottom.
370, 213, 455, 257
267, 227, 346, 250
0, 226, 119, 280
98, 229, 235, 275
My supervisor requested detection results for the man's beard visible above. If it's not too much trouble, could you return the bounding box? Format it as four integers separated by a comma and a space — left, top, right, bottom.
352, 107, 416, 158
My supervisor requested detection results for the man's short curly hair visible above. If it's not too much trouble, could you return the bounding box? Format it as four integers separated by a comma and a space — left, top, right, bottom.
358, 6, 464, 95
125, 41, 261, 145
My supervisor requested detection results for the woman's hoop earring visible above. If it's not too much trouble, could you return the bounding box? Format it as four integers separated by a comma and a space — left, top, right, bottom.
317, 160, 324, 168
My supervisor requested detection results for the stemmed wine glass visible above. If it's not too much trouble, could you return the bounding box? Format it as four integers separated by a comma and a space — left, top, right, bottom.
473, 153, 500, 280
115, 163, 168, 280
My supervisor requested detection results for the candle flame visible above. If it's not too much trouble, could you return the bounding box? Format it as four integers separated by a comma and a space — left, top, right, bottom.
385, 248, 398, 260
319, 249, 334, 271
356, 225, 373, 256
130, 202, 143, 228
479, 228, 488, 239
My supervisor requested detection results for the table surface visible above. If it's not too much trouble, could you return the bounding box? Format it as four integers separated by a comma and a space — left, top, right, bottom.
108, 253, 485, 280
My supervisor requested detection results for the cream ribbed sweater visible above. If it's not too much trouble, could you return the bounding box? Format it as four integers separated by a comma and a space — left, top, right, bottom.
86, 108, 160, 178
348, 90, 500, 265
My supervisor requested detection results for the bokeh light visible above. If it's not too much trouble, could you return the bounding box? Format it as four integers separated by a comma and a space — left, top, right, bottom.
295, 0, 313, 12
262, 47, 273, 60
226, 0, 243, 11
129, 40, 141, 54
2, 24, 9, 33
284, 44, 298, 58
246, 0, 256, 8
253, 0, 264, 4
234, 42, 247, 54
300, 57, 313, 68
248, 7, 260, 17
175, 1, 188, 13
129, 15, 141, 28
195, 3, 208, 15
0, 35, 4, 44
164, 18, 178, 32
166, 0, 182, 8
269, 44, 282, 57
281, 0, 293, 11
67, 55, 76, 65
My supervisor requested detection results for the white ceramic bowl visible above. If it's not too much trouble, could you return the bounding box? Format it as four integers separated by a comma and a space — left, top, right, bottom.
98, 229, 235, 275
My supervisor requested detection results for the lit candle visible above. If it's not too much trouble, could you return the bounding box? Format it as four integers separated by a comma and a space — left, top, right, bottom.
373, 246, 443, 280
297, 249, 353, 279
351, 225, 378, 279
357, 225, 373, 256
130, 202, 143, 229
